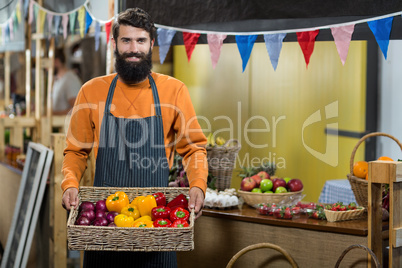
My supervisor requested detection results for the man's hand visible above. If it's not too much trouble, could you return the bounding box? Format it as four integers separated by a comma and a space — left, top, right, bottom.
62, 188, 79, 211
188, 187, 204, 220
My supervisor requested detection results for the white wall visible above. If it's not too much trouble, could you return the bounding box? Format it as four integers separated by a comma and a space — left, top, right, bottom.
377, 40, 402, 160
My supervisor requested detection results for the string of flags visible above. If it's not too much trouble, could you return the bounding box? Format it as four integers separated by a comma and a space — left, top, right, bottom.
1, 0, 402, 72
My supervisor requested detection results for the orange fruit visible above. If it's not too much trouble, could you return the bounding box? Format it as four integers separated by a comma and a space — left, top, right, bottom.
365, 172, 368, 180
353, 161, 368, 179
378, 156, 393, 161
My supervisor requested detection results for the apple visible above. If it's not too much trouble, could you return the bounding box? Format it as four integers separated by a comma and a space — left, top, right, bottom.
241, 177, 257, 191
257, 171, 270, 180
287, 178, 303, 192
272, 178, 286, 192
251, 188, 263, 193
284, 177, 292, 184
260, 179, 273, 192
251, 174, 262, 187
275, 186, 287, 193
264, 190, 274, 194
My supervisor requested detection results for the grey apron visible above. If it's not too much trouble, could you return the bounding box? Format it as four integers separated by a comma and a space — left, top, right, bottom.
84, 74, 177, 268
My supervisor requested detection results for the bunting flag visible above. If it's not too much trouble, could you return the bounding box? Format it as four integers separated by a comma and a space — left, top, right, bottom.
331, 24, 355, 65
54, 15, 61, 36
207, 33, 227, 69
157, 28, 176, 64
183, 32, 201, 62
46, 13, 53, 37
38, 9, 46, 34
264, 33, 286, 71
69, 12, 77, 35
8, 20, 13, 41
367, 17, 393, 59
78, 7, 86, 37
95, 21, 100, 50
297, 30, 319, 68
105, 20, 112, 44
62, 14, 68, 39
85, 10, 93, 34
28, 0, 34, 24
236, 35, 257, 72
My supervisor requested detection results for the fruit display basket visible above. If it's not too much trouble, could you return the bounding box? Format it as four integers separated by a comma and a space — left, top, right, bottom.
67, 186, 194, 252
324, 207, 365, 222
347, 132, 402, 208
237, 190, 304, 208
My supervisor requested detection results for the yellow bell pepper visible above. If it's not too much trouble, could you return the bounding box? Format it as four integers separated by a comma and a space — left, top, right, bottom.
114, 214, 135, 227
132, 219, 154, 228
137, 195, 157, 217
132, 215, 152, 225
106, 191, 129, 213
131, 196, 145, 207
121, 204, 140, 220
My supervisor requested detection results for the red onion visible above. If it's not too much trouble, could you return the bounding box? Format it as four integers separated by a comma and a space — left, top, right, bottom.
106, 211, 119, 223
95, 200, 107, 212
80, 210, 96, 222
95, 210, 107, 219
93, 217, 108, 226
79, 201, 95, 212
75, 216, 91, 226
108, 222, 117, 227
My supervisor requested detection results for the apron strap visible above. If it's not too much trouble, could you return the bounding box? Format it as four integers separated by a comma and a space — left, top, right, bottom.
105, 75, 119, 114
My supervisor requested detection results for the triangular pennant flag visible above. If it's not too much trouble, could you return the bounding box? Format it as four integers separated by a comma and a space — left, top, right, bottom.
33, 4, 38, 22
331, 24, 355, 65
367, 17, 393, 59
207, 33, 227, 69
69, 12, 77, 35
13, 13, 19, 31
62, 14, 68, 39
38, 9, 46, 34
8, 19, 13, 40
24, 0, 30, 19
296, 30, 319, 68
236, 35, 257, 72
95, 21, 100, 50
78, 7, 85, 37
182, 32, 201, 62
4, 24, 9, 42
15, 2, 21, 24
85, 10, 93, 34
263, 33, 286, 71
105, 20, 112, 44
46, 13, 53, 37
157, 28, 176, 64
54, 15, 61, 35
28, 0, 34, 24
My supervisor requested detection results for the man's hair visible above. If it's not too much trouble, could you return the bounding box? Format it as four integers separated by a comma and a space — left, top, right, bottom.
112, 8, 156, 42
54, 48, 66, 64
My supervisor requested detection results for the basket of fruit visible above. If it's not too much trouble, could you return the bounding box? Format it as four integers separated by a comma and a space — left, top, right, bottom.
206, 134, 241, 191
67, 186, 194, 252
347, 132, 402, 208
324, 202, 365, 222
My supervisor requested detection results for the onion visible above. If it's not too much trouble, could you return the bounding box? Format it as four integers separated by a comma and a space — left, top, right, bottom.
95, 200, 107, 212
76, 216, 91, 226
108, 222, 117, 227
95, 210, 107, 219
79, 201, 95, 212
106, 211, 119, 223
80, 210, 96, 222
93, 217, 108, 226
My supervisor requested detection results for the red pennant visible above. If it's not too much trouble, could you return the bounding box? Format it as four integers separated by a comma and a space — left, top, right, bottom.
296, 30, 319, 68
183, 32, 201, 62
105, 20, 112, 44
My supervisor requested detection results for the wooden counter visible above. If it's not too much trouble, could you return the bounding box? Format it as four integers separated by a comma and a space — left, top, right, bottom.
177, 205, 387, 268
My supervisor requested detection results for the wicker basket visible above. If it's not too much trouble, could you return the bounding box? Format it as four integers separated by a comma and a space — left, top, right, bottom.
207, 139, 241, 191
67, 186, 194, 252
237, 190, 304, 208
324, 208, 365, 222
347, 132, 402, 208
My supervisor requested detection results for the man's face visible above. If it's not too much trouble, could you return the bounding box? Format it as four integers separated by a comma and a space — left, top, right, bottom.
113, 25, 155, 84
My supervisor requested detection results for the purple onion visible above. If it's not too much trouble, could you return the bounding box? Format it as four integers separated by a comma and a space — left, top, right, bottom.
93, 217, 108, 226
80, 210, 96, 222
95, 200, 107, 212
106, 211, 119, 223
108, 222, 117, 227
79, 201, 95, 212
95, 210, 107, 219
75, 216, 91, 226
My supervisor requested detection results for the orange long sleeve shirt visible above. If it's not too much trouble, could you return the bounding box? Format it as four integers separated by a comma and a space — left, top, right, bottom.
61, 72, 208, 194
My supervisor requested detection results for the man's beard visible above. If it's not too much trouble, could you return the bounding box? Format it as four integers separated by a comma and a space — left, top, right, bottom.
114, 48, 153, 84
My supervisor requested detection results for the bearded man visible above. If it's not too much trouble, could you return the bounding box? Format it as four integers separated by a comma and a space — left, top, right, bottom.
61, 7, 207, 268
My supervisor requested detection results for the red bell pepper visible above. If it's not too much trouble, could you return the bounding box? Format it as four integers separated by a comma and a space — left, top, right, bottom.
170, 207, 190, 222
171, 219, 189, 228
153, 218, 172, 228
151, 205, 171, 220
166, 194, 188, 210
152, 192, 166, 206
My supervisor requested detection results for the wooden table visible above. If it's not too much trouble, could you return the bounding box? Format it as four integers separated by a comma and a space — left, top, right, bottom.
177, 205, 388, 268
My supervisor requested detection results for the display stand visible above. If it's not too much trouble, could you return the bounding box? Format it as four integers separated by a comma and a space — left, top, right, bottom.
368, 160, 402, 267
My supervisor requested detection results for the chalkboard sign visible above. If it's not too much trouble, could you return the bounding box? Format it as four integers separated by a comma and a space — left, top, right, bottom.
1, 142, 53, 268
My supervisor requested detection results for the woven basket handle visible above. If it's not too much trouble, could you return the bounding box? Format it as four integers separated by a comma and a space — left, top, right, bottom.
349, 132, 402, 174
335, 244, 380, 268
226, 242, 298, 268
223, 139, 241, 148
